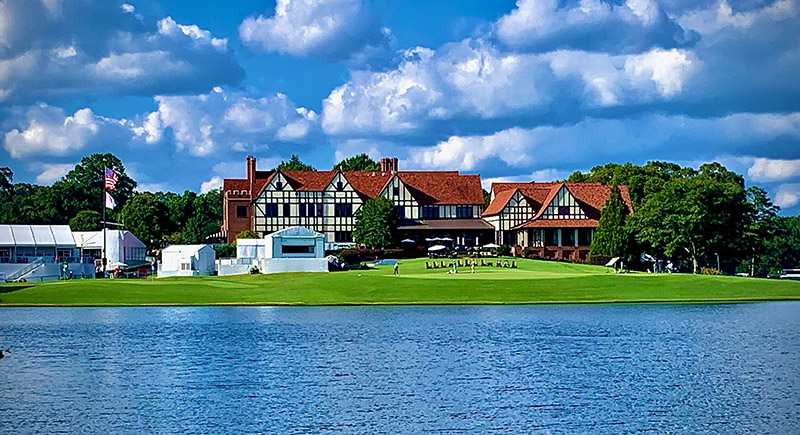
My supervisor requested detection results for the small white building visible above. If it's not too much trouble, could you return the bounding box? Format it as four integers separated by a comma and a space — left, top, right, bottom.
219, 226, 327, 275
158, 244, 216, 278
73, 230, 147, 267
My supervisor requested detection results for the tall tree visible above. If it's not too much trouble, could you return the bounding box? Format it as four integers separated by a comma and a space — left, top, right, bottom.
590, 185, 630, 258
0, 167, 12, 194
277, 155, 315, 171
183, 189, 222, 243
121, 192, 169, 253
55, 153, 137, 220
334, 154, 380, 171
69, 210, 101, 231
353, 197, 398, 248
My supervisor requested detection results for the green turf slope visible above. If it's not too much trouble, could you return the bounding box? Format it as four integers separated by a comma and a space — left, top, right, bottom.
1, 257, 799, 306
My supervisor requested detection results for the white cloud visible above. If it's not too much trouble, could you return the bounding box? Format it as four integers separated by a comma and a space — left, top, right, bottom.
239, 0, 391, 64
34, 163, 75, 184
496, 0, 695, 53
200, 176, 223, 194
480, 169, 570, 189
136, 183, 165, 193
411, 127, 536, 171
774, 183, 800, 208
748, 158, 800, 182
0, 0, 243, 102
3, 104, 104, 158
679, 0, 798, 35
140, 88, 320, 156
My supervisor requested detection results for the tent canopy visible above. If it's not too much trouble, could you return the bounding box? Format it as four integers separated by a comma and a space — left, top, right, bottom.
0, 225, 76, 248
428, 245, 447, 251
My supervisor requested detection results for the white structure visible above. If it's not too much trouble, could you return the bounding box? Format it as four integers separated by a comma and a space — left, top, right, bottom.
219, 226, 327, 275
73, 230, 146, 267
158, 245, 216, 278
0, 225, 95, 282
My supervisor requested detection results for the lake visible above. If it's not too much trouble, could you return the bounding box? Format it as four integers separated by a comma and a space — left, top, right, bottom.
1, 303, 799, 433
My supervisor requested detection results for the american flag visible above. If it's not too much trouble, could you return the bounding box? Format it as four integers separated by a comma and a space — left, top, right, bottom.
104, 167, 118, 190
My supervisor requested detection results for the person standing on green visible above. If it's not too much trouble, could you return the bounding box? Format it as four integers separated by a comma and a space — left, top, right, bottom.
393, 262, 399, 276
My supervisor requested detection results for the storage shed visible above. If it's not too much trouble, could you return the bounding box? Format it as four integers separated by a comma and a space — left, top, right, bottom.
158, 244, 216, 278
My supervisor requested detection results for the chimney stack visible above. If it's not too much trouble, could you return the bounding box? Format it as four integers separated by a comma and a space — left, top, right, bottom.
246, 156, 256, 200
380, 157, 399, 173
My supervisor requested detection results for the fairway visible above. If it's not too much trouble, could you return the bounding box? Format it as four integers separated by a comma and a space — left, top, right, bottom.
1, 257, 799, 306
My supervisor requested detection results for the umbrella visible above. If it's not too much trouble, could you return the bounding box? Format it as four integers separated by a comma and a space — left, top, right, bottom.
428, 245, 447, 251
440, 237, 453, 241
482, 243, 500, 249
401, 239, 415, 243
424, 238, 435, 242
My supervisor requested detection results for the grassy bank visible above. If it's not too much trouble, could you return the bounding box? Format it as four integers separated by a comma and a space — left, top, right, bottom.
1, 257, 799, 306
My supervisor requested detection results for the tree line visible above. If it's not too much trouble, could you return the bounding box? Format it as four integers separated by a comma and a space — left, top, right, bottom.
579, 162, 799, 276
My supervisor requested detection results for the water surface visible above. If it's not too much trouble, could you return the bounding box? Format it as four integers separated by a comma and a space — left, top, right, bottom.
1, 304, 799, 433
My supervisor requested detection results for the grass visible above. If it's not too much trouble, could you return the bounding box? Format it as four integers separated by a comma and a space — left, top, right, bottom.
1, 257, 799, 306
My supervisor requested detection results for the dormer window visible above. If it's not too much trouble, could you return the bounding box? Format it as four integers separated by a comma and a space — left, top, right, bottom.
276, 181, 283, 191
336, 181, 344, 191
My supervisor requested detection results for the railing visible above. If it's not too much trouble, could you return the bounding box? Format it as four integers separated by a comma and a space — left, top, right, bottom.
0, 255, 96, 264
6, 257, 45, 282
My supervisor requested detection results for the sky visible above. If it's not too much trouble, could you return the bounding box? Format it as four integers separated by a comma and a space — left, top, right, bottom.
0, 0, 798, 214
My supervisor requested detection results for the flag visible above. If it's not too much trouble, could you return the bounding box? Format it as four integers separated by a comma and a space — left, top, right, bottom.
105, 191, 116, 209
104, 167, 118, 190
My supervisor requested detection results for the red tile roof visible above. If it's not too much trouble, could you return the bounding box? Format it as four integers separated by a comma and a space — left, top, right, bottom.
485, 182, 633, 217
225, 169, 484, 205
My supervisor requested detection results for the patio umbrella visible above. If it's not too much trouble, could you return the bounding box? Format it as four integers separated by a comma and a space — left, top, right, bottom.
439, 237, 453, 241
401, 239, 415, 243
482, 243, 500, 249
428, 245, 447, 251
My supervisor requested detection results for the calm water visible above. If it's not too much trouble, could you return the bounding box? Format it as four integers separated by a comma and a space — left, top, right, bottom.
1, 304, 799, 433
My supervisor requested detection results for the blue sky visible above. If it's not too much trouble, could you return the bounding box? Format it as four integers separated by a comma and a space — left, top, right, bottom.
1, 0, 798, 214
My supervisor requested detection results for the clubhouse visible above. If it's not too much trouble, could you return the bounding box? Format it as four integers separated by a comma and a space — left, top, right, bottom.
221, 157, 631, 260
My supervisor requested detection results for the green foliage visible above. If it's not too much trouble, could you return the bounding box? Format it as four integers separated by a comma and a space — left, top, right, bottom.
483, 189, 491, 208
277, 155, 315, 171
231, 230, 260, 248
353, 197, 398, 249
0, 167, 12, 193
121, 192, 169, 252
590, 185, 630, 257
214, 244, 236, 258
56, 153, 137, 219
183, 189, 222, 244
69, 210, 101, 231
334, 154, 380, 171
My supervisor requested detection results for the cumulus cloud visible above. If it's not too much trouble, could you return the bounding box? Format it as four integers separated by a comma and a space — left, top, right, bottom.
34, 163, 76, 184
495, 0, 698, 53
2, 103, 133, 158
774, 183, 800, 208
239, 0, 392, 66
0, 0, 243, 102
748, 158, 800, 182
678, 0, 798, 35
407, 112, 800, 173
480, 169, 571, 189
138, 88, 320, 156
200, 176, 223, 194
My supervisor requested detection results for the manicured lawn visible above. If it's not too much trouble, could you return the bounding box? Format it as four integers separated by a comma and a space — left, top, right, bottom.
1, 257, 799, 306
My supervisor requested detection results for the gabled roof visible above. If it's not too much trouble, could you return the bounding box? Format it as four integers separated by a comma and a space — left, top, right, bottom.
228, 169, 484, 205
484, 182, 633, 218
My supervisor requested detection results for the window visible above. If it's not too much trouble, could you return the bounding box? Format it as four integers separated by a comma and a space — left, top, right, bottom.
276, 181, 283, 190
336, 181, 344, 191
335, 203, 352, 217
281, 245, 315, 254
283, 203, 291, 217
265, 204, 278, 217
335, 231, 352, 242
307, 203, 315, 217
393, 186, 400, 196
317, 204, 324, 217
299, 204, 307, 217
396, 206, 405, 219
558, 206, 570, 215
236, 206, 248, 218
180, 262, 192, 271
456, 206, 472, 218
422, 206, 439, 219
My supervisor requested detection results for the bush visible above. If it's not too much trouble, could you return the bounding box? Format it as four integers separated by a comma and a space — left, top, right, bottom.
588, 254, 614, 266
700, 267, 721, 275
214, 244, 235, 258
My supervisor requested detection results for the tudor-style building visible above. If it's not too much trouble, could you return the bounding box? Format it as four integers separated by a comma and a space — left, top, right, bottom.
483, 182, 633, 260
221, 156, 492, 245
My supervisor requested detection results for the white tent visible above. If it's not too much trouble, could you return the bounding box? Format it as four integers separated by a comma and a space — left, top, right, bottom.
221, 226, 327, 276
73, 230, 146, 266
159, 245, 216, 278
0, 225, 94, 282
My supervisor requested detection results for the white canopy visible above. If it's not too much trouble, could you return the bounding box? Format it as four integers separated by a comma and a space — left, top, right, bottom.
482, 243, 500, 249
428, 245, 447, 251
605, 257, 621, 267
0, 225, 76, 248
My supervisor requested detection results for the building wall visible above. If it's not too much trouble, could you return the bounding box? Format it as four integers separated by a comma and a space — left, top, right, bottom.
224, 191, 252, 243
493, 191, 535, 244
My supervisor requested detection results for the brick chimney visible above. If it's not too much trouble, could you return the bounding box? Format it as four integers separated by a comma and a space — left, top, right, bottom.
380, 157, 399, 173
246, 156, 256, 200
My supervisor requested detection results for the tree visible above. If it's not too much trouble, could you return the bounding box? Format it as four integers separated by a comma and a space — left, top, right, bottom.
483, 189, 491, 209
334, 154, 380, 171
183, 189, 222, 243
121, 192, 169, 253
231, 230, 260, 248
55, 153, 137, 220
0, 167, 12, 194
353, 197, 398, 248
277, 155, 315, 171
69, 210, 101, 231
590, 185, 630, 258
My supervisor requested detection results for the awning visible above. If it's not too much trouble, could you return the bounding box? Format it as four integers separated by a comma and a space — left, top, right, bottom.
428, 245, 447, 251
398, 219, 494, 231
